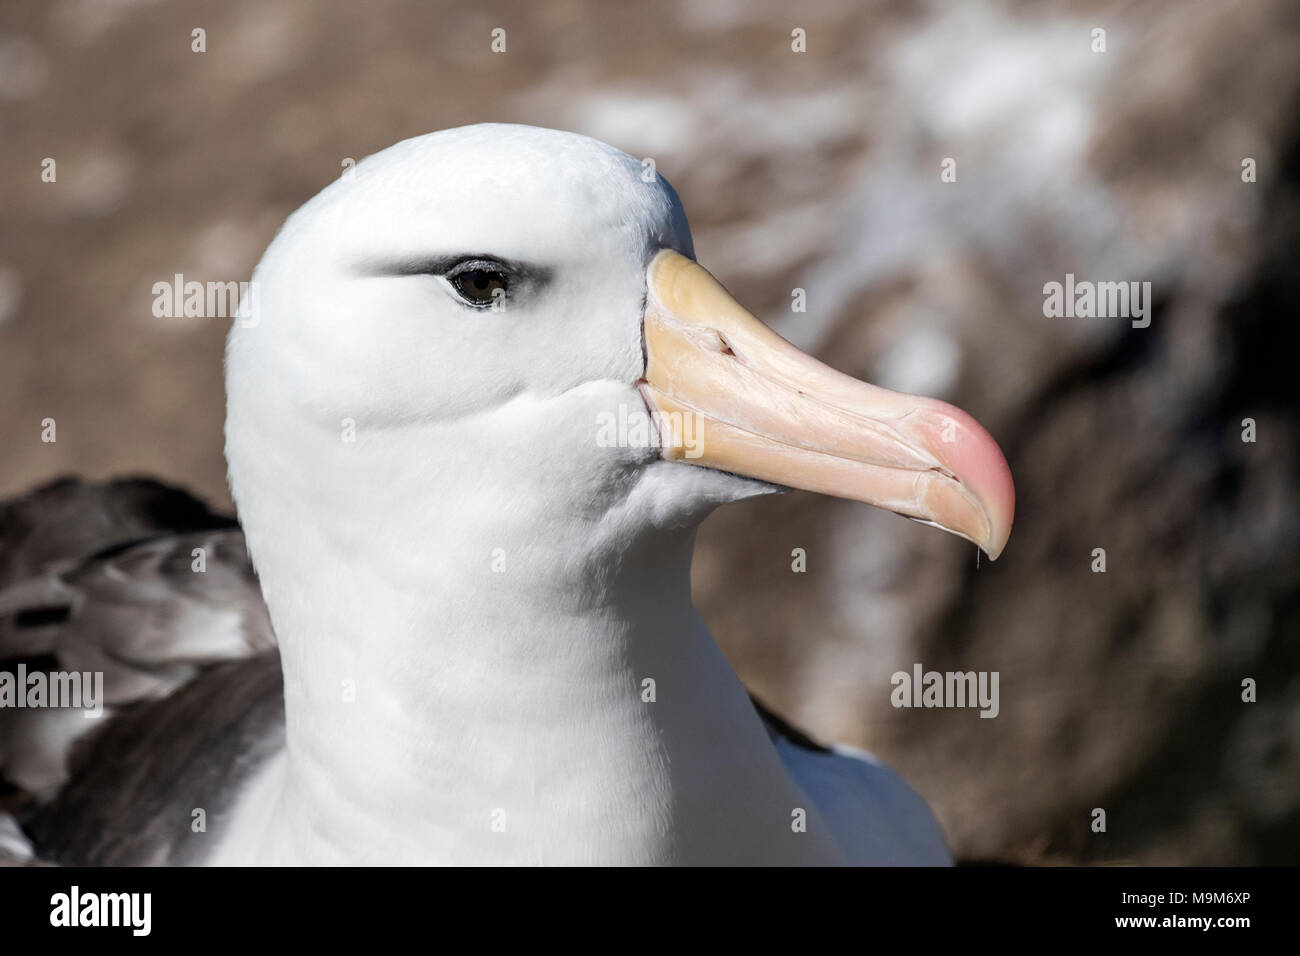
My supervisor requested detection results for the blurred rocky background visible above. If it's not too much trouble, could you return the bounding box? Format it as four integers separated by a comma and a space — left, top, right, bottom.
1, 0, 1296, 863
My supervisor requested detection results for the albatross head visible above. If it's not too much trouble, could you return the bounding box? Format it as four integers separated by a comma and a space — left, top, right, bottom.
227, 124, 1011, 581
220, 123, 1013, 863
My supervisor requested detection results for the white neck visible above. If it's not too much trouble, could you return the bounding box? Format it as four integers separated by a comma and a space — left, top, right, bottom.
219, 423, 842, 865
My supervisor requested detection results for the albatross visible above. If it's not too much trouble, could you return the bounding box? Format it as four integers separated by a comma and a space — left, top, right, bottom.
0, 124, 1013, 866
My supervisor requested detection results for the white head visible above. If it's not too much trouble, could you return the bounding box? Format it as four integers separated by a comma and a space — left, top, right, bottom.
225, 121, 1013, 673
230, 125, 743, 571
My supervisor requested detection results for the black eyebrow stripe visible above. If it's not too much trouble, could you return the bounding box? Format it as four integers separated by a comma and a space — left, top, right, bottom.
354, 253, 545, 280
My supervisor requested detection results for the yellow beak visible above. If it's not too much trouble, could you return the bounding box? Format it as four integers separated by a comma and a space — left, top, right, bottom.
639, 250, 1015, 559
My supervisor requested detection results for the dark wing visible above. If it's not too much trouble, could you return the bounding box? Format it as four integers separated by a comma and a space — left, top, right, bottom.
21, 653, 283, 865
749, 693, 832, 754
0, 477, 282, 865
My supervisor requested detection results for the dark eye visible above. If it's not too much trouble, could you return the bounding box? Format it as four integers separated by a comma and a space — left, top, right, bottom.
449, 267, 509, 306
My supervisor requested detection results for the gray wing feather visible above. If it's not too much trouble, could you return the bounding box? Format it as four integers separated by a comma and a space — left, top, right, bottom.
0, 478, 282, 864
